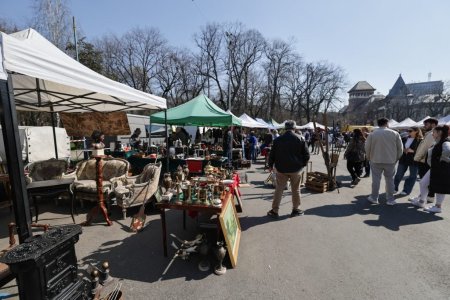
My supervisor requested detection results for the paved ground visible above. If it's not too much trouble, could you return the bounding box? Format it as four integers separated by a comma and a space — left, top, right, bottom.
1, 152, 450, 299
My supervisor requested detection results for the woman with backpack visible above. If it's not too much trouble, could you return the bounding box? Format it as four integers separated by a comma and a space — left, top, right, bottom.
344, 128, 366, 186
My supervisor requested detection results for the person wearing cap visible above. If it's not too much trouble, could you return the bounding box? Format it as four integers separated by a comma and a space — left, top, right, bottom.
267, 120, 310, 218
413, 117, 438, 203
364, 118, 403, 206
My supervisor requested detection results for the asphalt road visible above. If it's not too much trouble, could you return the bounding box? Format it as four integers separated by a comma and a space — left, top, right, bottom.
1, 152, 449, 299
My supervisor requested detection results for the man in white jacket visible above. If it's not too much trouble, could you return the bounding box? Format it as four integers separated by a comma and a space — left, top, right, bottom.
365, 118, 403, 205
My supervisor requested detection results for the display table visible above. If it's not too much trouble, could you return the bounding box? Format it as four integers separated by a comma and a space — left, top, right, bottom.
27, 178, 75, 223
156, 191, 233, 257
106, 150, 137, 159
127, 156, 227, 175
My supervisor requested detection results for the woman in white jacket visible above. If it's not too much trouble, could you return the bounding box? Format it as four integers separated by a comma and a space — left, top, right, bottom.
410, 125, 450, 213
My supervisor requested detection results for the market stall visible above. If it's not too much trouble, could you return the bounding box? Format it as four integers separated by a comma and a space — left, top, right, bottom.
0, 28, 167, 240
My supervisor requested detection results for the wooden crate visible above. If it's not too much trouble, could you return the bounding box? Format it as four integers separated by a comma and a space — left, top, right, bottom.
305, 180, 328, 193
306, 171, 329, 193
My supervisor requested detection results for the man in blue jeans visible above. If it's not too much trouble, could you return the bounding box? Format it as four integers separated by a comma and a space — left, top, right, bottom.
248, 131, 258, 163
267, 120, 310, 218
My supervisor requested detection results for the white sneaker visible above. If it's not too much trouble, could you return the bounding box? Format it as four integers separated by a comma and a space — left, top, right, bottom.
408, 196, 419, 202
367, 196, 379, 204
386, 200, 397, 206
424, 206, 442, 213
399, 191, 408, 196
411, 199, 425, 208
427, 196, 435, 204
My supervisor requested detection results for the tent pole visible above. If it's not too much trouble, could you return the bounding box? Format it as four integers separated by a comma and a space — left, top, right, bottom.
0, 77, 32, 243
164, 109, 169, 173
229, 125, 233, 168
149, 113, 152, 147
50, 105, 59, 159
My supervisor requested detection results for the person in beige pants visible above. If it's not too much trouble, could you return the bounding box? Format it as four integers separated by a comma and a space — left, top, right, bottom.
267, 120, 310, 218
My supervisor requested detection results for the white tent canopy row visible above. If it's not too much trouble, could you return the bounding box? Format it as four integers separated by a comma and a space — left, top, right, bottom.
0, 28, 166, 112
390, 118, 418, 129
390, 116, 450, 129
255, 118, 276, 130
438, 115, 450, 125
388, 119, 398, 127
238, 113, 268, 128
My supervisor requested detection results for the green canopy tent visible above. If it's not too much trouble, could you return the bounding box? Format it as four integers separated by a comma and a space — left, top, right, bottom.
150, 94, 242, 126
151, 94, 241, 169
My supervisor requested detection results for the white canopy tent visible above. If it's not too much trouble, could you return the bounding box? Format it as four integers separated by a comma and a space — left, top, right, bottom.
298, 121, 326, 130
239, 113, 268, 128
0, 29, 166, 112
415, 116, 431, 127
275, 120, 302, 130
391, 118, 417, 129
438, 115, 450, 125
0, 28, 167, 241
255, 118, 275, 129
388, 119, 398, 127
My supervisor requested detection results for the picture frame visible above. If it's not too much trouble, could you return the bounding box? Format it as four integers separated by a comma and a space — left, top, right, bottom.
219, 195, 241, 268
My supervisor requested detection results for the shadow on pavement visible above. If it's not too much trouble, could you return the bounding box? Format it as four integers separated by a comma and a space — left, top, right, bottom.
305, 195, 443, 231
239, 214, 289, 231
79, 210, 221, 284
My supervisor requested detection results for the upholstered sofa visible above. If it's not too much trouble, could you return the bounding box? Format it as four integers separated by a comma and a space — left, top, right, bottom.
65, 158, 130, 207
113, 162, 161, 219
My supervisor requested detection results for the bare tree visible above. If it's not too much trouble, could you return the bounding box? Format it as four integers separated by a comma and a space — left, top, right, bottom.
98, 27, 166, 93
194, 23, 226, 108
263, 39, 294, 119
0, 18, 20, 33
224, 24, 266, 112
32, 0, 72, 50
283, 55, 304, 119
296, 62, 346, 122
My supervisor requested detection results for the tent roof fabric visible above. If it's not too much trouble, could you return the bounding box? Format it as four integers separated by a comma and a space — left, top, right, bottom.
388, 119, 398, 127
0, 28, 166, 112
150, 94, 241, 126
298, 122, 325, 130
255, 118, 275, 129
391, 117, 417, 129
416, 116, 431, 126
438, 115, 450, 125
239, 113, 268, 128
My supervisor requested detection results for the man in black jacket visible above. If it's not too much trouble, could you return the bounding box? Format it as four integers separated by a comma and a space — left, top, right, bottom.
267, 120, 310, 218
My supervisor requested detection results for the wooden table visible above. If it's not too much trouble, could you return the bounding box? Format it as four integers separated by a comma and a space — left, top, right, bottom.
156, 192, 232, 257
27, 178, 75, 223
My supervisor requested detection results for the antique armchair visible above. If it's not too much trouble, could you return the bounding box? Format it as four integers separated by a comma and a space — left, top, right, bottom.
24, 159, 74, 222
25, 158, 68, 184
65, 158, 129, 208
113, 162, 161, 219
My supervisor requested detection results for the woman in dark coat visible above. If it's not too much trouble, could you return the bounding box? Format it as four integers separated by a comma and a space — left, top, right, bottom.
410, 125, 450, 213
394, 127, 423, 195
344, 129, 366, 186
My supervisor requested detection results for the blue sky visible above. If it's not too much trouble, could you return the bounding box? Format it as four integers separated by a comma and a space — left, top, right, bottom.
2, 0, 450, 97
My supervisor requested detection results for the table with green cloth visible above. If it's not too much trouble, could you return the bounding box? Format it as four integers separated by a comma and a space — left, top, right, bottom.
127, 156, 227, 175
106, 150, 137, 159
